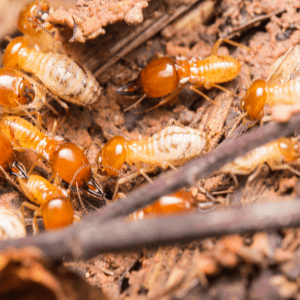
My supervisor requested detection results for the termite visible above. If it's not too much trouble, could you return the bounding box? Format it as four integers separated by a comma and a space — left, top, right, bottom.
241, 77, 300, 120
220, 138, 300, 179
0, 67, 49, 114
3, 36, 101, 107
0, 116, 104, 198
129, 190, 196, 220
97, 125, 208, 197
18, 174, 74, 231
117, 38, 249, 112
0, 207, 26, 239
18, 0, 57, 53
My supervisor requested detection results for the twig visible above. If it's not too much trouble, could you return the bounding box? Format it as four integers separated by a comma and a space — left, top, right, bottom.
2, 199, 300, 261
225, 9, 286, 39
1, 114, 300, 261
93, 3, 196, 77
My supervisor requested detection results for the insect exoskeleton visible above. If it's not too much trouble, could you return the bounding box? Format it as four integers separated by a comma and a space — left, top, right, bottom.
241, 77, 300, 120
18, 174, 73, 231
0, 116, 104, 198
0, 207, 26, 239
97, 125, 209, 176
129, 190, 196, 220
0, 67, 46, 113
3, 36, 102, 106
18, 0, 56, 53
221, 137, 300, 175
117, 38, 249, 112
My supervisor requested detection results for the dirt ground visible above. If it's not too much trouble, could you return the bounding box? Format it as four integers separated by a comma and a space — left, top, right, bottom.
1, 0, 300, 299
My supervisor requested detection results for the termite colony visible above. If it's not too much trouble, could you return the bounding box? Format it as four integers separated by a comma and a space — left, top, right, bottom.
0, 0, 299, 237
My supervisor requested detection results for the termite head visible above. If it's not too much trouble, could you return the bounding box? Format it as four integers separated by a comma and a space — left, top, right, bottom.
97, 136, 128, 176
130, 190, 195, 221
278, 138, 300, 163
3, 37, 29, 69
117, 57, 179, 98
241, 79, 267, 120
18, 0, 52, 35
50, 143, 104, 198
19, 78, 35, 105
42, 198, 74, 230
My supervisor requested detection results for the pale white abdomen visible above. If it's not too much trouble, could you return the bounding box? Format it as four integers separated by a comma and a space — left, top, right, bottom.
127, 126, 208, 169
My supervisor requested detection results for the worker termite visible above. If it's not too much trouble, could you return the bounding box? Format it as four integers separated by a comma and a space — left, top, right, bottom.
3, 36, 101, 107
18, 174, 74, 232
0, 116, 104, 198
117, 38, 249, 112
220, 138, 300, 185
129, 190, 196, 221
241, 45, 300, 120
97, 125, 208, 197
18, 0, 58, 53
0, 207, 26, 239
241, 77, 300, 120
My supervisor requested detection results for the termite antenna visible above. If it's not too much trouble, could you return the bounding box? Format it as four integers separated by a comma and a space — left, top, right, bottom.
124, 94, 147, 112
84, 141, 102, 156
29, 18, 55, 38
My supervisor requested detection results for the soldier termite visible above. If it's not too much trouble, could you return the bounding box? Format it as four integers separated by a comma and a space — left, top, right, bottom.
117, 38, 249, 112
0, 116, 104, 198
3, 36, 101, 108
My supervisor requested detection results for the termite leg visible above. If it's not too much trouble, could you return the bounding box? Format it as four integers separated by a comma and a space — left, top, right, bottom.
269, 163, 300, 177
21, 201, 42, 233
84, 141, 102, 156
210, 38, 250, 56
203, 82, 239, 97
226, 112, 247, 139
197, 185, 216, 201
189, 85, 215, 103
112, 167, 154, 200
0, 166, 23, 194
124, 94, 147, 112
76, 181, 88, 215
138, 85, 184, 113
260, 116, 272, 126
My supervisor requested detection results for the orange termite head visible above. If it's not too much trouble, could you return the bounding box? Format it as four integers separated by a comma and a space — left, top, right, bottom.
0, 68, 35, 107
19, 78, 35, 105
130, 190, 195, 221
50, 143, 104, 198
42, 198, 74, 230
277, 138, 300, 163
117, 57, 179, 98
240, 79, 267, 120
97, 136, 128, 177
18, 0, 51, 35
3, 36, 29, 69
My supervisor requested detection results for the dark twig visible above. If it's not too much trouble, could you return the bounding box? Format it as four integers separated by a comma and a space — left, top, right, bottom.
2, 200, 300, 261
1, 114, 300, 261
